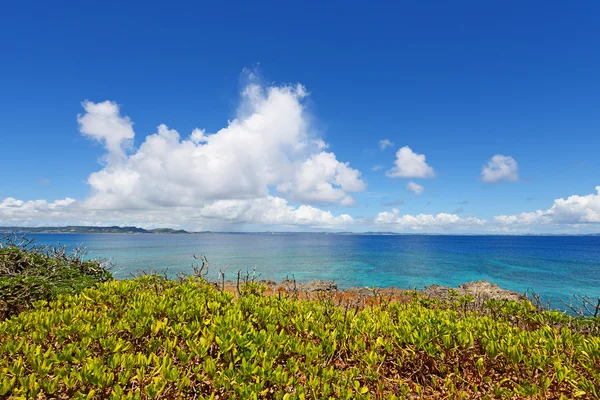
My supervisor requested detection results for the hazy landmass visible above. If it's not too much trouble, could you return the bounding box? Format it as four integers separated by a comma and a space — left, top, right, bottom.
0, 226, 189, 234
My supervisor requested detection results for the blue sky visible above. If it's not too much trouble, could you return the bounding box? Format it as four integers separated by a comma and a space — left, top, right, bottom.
1, 1, 599, 233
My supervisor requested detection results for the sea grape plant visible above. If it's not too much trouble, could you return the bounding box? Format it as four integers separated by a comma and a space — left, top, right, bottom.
0, 275, 599, 399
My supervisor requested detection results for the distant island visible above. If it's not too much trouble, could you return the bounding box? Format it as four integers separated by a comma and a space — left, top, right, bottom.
0, 226, 190, 234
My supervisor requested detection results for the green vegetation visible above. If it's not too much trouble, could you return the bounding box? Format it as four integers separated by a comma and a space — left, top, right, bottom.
0, 236, 113, 321
1, 274, 599, 399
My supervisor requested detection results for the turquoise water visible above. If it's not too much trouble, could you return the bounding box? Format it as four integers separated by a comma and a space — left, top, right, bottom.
24, 233, 600, 302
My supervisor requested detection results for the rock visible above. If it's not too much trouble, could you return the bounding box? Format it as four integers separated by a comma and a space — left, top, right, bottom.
345, 287, 376, 297
459, 280, 526, 301
423, 280, 525, 301
282, 280, 337, 292
300, 280, 337, 292
422, 284, 456, 300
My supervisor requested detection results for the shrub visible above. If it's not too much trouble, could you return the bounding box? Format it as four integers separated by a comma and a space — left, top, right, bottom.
0, 235, 112, 321
1, 276, 598, 399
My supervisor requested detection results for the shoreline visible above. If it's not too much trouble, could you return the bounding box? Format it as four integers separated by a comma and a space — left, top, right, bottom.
215, 278, 527, 305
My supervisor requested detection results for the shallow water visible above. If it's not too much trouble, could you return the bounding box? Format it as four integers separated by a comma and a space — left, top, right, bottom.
24, 233, 600, 303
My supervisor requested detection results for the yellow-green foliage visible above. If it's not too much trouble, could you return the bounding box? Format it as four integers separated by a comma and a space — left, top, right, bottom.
1, 276, 599, 399
0, 240, 112, 321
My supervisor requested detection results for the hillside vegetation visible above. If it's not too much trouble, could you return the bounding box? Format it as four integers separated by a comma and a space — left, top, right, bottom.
1, 274, 599, 399
0, 236, 112, 321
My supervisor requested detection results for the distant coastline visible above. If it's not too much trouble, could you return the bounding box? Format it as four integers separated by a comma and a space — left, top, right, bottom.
0, 226, 190, 234
0, 226, 599, 236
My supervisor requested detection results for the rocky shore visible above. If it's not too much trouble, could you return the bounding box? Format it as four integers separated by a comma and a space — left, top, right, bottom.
422, 280, 526, 301
224, 278, 526, 303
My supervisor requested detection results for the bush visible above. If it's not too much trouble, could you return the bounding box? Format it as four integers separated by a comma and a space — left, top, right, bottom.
0, 235, 112, 321
1, 276, 598, 399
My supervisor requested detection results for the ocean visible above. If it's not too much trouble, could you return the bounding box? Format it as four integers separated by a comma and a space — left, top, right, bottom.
22, 233, 600, 303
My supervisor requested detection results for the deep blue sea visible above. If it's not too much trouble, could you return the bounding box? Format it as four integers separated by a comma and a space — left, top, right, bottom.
24, 233, 600, 303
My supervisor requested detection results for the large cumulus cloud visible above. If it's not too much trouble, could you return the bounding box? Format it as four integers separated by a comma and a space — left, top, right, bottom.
81, 83, 365, 210
1, 81, 363, 230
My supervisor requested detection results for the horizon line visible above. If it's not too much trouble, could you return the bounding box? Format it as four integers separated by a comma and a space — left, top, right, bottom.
1, 225, 599, 236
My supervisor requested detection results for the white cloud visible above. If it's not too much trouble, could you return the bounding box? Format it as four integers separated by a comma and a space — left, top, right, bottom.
482, 155, 519, 183
549, 187, 600, 223
81, 82, 364, 210
378, 139, 394, 150
277, 152, 365, 206
407, 181, 424, 195
4, 71, 600, 234
0, 198, 77, 225
0, 196, 353, 230
494, 211, 549, 226
386, 146, 435, 178
0, 80, 365, 231
375, 208, 486, 230
372, 165, 385, 171
190, 128, 207, 144
78, 101, 135, 164
4, 184, 600, 233
0, 197, 76, 214
314, 139, 329, 150
198, 196, 353, 227
374, 208, 400, 224
495, 186, 600, 225
375, 187, 600, 232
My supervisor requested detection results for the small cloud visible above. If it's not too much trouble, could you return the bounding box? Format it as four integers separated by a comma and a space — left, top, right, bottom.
482, 155, 519, 183
314, 139, 329, 150
372, 165, 385, 171
453, 207, 464, 214
39, 178, 51, 185
387, 146, 435, 179
381, 199, 404, 207
407, 181, 424, 195
458, 200, 469, 205
374, 210, 486, 229
378, 139, 394, 151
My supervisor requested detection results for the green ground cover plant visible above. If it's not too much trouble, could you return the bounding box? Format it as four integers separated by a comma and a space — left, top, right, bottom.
1, 275, 599, 399
0, 235, 112, 321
